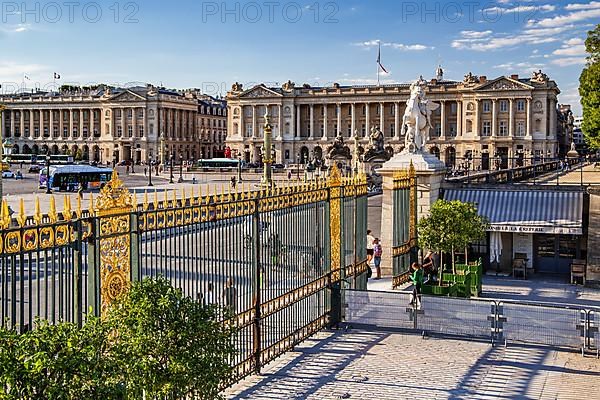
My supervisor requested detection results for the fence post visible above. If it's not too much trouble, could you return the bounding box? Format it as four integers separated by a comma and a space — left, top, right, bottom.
252, 197, 262, 373
87, 218, 100, 317
73, 219, 83, 327
130, 212, 140, 283
327, 165, 343, 328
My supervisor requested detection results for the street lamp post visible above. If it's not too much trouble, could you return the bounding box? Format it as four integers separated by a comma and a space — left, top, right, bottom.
45, 154, 52, 194
148, 158, 153, 187
169, 155, 174, 184
178, 154, 183, 183
0, 104, 5, 201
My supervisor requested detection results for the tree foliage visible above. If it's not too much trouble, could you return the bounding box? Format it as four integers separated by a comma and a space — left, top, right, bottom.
579, 23, 600, 150
417, 199, 489, 266
0, 278, 235, 400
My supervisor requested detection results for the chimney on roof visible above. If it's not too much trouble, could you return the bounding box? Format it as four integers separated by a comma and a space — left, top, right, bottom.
510, 74, 519, 80
479, 75, 487, 83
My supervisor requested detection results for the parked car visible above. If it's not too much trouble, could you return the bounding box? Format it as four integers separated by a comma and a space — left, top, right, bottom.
272, 163, 285, 170
117, 160, 131, 166
2, 170, 15, 178
28, 164, 42, 173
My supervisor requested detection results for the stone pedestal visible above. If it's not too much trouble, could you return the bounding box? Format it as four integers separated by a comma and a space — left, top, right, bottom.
377, 151, 446, 277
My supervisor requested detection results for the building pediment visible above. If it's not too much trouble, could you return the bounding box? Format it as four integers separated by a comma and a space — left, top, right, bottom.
239, 85, 282, 99
109, 90, 147, 102
475, 77, 533, 91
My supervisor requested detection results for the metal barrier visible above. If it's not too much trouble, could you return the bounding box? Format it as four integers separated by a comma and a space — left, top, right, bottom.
345, 289, 600, 352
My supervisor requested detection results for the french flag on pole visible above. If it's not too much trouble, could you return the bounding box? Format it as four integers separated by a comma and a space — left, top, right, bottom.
377, 41, 388, 74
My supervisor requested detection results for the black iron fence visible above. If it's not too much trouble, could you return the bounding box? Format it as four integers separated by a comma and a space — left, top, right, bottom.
1, 165, 415, 382
345, 290, 600, 354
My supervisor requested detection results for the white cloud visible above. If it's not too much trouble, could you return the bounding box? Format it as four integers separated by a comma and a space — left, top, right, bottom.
1, 24, 31, 34
565, 1, 600, 11
565, 37, 585, 46
354, 40, 432, 51
523, 25, 579, 36
452, 35, 557, 51
551, 57, 587, 66
553, 44, 587, 56
484, 5, 555, 14
527, 7, 600, 27
460, 30, 492, 39
493, 61, 545, 71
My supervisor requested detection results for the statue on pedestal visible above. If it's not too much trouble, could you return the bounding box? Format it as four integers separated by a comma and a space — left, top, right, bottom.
326, 133, 351, 160
401, 79, 439, 154
363, 126, 389, 162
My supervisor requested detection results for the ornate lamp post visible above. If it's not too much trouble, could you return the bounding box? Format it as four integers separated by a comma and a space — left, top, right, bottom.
45, 153, 52, 194
148, 157, 153, 187
169, 154, 174, 184
159, 132, 165, 167
178, 153, 184, 183
261, 111, 274, 187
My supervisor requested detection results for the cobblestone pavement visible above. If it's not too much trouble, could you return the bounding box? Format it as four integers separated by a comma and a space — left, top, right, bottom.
225, 329, 600, 400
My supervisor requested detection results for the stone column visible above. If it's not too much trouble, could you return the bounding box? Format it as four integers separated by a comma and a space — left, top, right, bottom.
351, 103, 356, 136
491, 99, 497, 137
80, 109, 85, 139
365, 103, 370, 137
394, 102, 400, 140
322, 104, 328, 140
49, 109, 54, 138
336, 103, 342, 136
549, 98, 557, 139
20, 109, 25, 137
457, 101, 463, 136
59, 110, 64, 138
440, 100, 446, 139
526, 98, 532, 137
309, 104, 314, 139
278, 104, 283, 139
30, 111, 35, 138
252, 106, 257, 139
121, 108, 126, 138
474, 100, 480, 137
508, 99, 514, 137
296, 104, 301, 138
0, 108, 4, 138
132, 107, 137, 138
379, 102, 385, 134
90, 108, 95, 136
9, 110, 14, 137
39, 109, 44, 138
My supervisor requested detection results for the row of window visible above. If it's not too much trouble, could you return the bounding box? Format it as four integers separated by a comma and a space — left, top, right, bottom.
481, 121, 527, 136
481, 99, 526, 113
199, 105, 226, 116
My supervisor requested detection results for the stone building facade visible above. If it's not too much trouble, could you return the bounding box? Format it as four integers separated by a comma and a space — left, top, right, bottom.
226, 69, 562, 169
0, 85, 227, 165
197, 95, 228, 159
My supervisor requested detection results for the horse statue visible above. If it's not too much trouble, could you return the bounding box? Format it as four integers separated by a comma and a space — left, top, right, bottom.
401, 78, 439, 153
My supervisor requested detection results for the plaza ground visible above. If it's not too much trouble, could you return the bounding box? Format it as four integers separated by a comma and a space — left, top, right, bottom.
225, 329, 600, 400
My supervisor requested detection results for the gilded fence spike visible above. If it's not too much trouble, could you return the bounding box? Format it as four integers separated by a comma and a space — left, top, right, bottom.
132, 191, 138, 209
1, 200, 11, 229
16, 198, 27, 227
76, 194, 82, 218
172, 189, 177, 207
34, 197, 42, 225
190, 186, 195, 205
89, 193, 95, 216
143, 190, 149, 211
153, 190, 159, 209
163, 189, 169, 208
62, 195, 72, 221
181, 187, 186, 207
48, 196, 58, 223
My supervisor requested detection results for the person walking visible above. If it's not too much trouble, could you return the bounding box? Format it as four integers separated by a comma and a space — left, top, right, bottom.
422, 251, 438, 284
143, 167, 147, 176
222, 277, 237, 314
373, 238, 383, 279
366, 229, 375, 266
409, 262, 424, 310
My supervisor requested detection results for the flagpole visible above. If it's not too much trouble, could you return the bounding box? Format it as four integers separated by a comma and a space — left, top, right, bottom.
377, 42, 380, 86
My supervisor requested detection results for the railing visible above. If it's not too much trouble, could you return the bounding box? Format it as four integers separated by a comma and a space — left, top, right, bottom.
345, 290, 600, 353
0, 164, 413, 384
391, 166, 418, 288
445, 158, 591, 185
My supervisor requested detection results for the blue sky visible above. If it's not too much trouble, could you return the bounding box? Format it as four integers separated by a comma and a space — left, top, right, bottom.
1, 0, 597, 114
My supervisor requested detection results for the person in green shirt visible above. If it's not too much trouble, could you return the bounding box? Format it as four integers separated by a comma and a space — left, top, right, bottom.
409, 262, 423, 310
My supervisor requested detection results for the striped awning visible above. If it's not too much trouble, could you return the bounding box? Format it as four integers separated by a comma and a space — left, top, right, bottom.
443, 189, 583, 235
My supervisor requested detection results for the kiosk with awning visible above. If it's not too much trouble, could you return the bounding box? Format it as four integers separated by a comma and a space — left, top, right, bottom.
444, 189, 585, 275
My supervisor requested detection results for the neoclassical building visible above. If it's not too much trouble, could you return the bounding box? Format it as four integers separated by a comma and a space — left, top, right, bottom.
226, 68, 561, 169
197, 95, 228, 159
0, 85, 227, 164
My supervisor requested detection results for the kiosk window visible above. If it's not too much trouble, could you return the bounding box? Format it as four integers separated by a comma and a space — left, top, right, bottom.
536, 236, 555, 257
558, 236, 577, 259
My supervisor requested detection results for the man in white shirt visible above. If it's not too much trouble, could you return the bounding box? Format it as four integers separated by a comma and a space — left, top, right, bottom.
366, 229, 375, 265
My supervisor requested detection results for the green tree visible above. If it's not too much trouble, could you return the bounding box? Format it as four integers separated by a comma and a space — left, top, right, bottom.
105, 277, 236, 399
579, 23, 600, 150
418, 199, 489, 276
